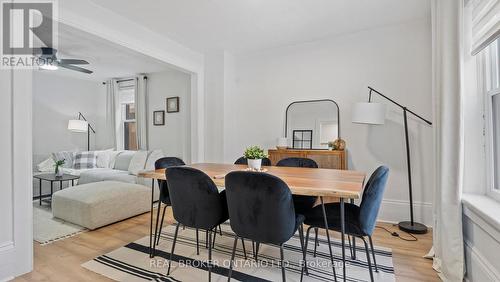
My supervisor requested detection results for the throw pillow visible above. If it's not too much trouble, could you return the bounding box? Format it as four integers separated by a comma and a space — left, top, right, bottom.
52, 151, 76, 168
73, 152, 97, 169
128, 150, 149, 175
95, 148, 114, 168
144, 149, 165, 171
113, 151, 136, 171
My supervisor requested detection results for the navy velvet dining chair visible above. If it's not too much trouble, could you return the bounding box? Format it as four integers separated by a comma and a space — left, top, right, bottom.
234, 157, 272, 166
165, 167, 229, 280
301, 166, 389, 282
225, 171, 307, 282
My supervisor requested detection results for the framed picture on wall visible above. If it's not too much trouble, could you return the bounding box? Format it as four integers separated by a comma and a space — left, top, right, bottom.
166, 97, 180, 113
153, 110, 165, 125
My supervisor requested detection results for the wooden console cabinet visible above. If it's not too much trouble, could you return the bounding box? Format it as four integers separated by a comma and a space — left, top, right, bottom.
268, 149, 347, 170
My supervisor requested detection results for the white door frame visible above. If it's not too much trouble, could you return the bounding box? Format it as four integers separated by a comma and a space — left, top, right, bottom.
0, 69, 33, 280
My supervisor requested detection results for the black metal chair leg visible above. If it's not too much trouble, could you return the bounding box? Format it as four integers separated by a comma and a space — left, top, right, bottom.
205, 230, 209, 248
241, 238, 247, 259
219, 225, 223, 235
304, 226, 313, 276
368, 236, 378, 272
167, 223, 180, 275
348, 235, 353, 258
227, 236, 238, 282
156, 205, 168, 245
196, 228, 200, 255
212, 227, 217, 248
208, 230, 213, 282
313, 227, 318, 257
152, 203, 162, 256
279, 244, 286, 282
362, 237, 374, 282
298, 224, 307, 282
254, 242, 260, 261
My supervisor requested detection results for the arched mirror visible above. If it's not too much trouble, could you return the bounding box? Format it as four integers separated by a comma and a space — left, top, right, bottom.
285, 99, 340, 149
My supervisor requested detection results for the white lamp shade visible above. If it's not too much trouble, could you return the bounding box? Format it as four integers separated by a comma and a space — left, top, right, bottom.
68, 120, 88, 132
351, 102, 386, 125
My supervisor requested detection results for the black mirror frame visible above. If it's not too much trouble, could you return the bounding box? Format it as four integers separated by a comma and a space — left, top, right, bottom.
284, 99, 341, 139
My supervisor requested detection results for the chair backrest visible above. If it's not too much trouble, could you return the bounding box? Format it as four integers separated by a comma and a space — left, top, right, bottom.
166, 167, 227, 230
234, 157, 272, 166
359, 166, 389, 235
225, 171, 296, 245
276, 157, 318, 168
155, 157, 185, 204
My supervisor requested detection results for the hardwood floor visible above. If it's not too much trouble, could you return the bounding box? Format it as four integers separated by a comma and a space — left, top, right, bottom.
16, 208, 439, 281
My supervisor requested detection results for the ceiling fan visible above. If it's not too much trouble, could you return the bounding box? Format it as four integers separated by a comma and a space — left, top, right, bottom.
35, 47, 93, 74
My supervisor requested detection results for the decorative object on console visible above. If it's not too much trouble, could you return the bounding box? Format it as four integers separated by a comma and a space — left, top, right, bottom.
352, 86, 432, 234
332, 138, 346, 150
54, 159, 65, 177
276, 137, 288, 150
166, 96, 179, 113
243, 146, 268, 171
153, 110, 165, 125
68, 112, 96, 151
292, 129, 313, 149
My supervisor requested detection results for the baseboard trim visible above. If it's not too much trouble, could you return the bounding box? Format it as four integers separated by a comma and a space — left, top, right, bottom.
378, 199, 433, 227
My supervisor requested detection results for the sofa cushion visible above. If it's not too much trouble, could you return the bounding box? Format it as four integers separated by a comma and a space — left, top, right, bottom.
52, 181, 151, 230
95, 148, 114, 168
73, 151, 98, 169
52, 151, 76, 168
128, 150, 148, 175
78, 168, 136, 185
145, 149, 165, 171
114, 151, 135, 171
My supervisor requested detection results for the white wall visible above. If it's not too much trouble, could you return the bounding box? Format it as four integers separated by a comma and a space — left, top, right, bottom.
32, 72, 106, 164
220, 18, 434, 225
148, 70, 192, 162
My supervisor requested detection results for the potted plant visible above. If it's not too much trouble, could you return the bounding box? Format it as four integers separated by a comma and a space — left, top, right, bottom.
244, 146, 268, 171
54, 159, 65, 177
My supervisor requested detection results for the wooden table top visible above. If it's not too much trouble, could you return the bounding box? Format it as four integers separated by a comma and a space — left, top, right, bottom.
139, 163, 366, 199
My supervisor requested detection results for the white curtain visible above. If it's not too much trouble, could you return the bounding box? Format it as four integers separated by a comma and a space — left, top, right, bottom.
105, 79, 119, 149
471, 0, 500, 55
430, 0, 465, 281
135, 75, 148, 150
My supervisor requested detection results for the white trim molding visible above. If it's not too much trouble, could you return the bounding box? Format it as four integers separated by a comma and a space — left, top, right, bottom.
378, 199, 434, 227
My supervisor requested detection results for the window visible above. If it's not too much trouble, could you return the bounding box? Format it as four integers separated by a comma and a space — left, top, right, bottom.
484, 38, 500, 199
118, 87, 138, 150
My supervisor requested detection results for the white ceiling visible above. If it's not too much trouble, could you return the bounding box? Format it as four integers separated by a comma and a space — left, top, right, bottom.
36, 23, 176, 81
89, 0, 431, 53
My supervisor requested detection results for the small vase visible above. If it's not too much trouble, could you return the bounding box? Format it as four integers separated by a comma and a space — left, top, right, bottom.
55, 167, 64, 177
247, 159, 262, 171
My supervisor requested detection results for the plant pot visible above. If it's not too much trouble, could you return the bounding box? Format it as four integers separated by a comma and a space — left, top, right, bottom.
247, 159, 262, 171
55, 167, 64, 177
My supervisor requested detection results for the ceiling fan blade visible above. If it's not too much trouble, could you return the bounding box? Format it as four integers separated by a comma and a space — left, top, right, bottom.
59, 64, 93, 74
59, 59, 89, 65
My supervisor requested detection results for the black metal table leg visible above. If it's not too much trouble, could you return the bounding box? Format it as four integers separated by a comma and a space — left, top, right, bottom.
39, 179, 42, 205
350, 198, 356, 260
72, 179, 74, 186
60, 180, 63, 190
340, 198, 346, 281
320, 196, 337, 281
149, 179, 155, 257
50, 181, 53, 197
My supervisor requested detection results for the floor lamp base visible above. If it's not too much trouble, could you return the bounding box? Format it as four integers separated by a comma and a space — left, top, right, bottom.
398, 221, 428, 234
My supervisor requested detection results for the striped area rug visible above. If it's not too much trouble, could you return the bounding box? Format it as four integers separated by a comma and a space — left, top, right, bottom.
82, 223, 395, 281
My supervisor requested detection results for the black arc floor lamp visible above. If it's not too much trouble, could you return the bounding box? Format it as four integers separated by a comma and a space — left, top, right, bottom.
68, 112, 96, 151
352, 86, 432, 234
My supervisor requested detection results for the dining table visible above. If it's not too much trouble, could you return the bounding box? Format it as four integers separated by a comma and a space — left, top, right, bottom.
138, 163, 366, 281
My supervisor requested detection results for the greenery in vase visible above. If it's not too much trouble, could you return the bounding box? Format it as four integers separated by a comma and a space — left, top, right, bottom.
244, 146, 268, 160
54, 159, 65, 174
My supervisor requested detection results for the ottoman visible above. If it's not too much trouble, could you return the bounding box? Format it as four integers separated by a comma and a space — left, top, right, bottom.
52, 181, 151, 230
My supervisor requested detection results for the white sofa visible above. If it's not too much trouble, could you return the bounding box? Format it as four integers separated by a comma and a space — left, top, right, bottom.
34, 150, 164, 186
